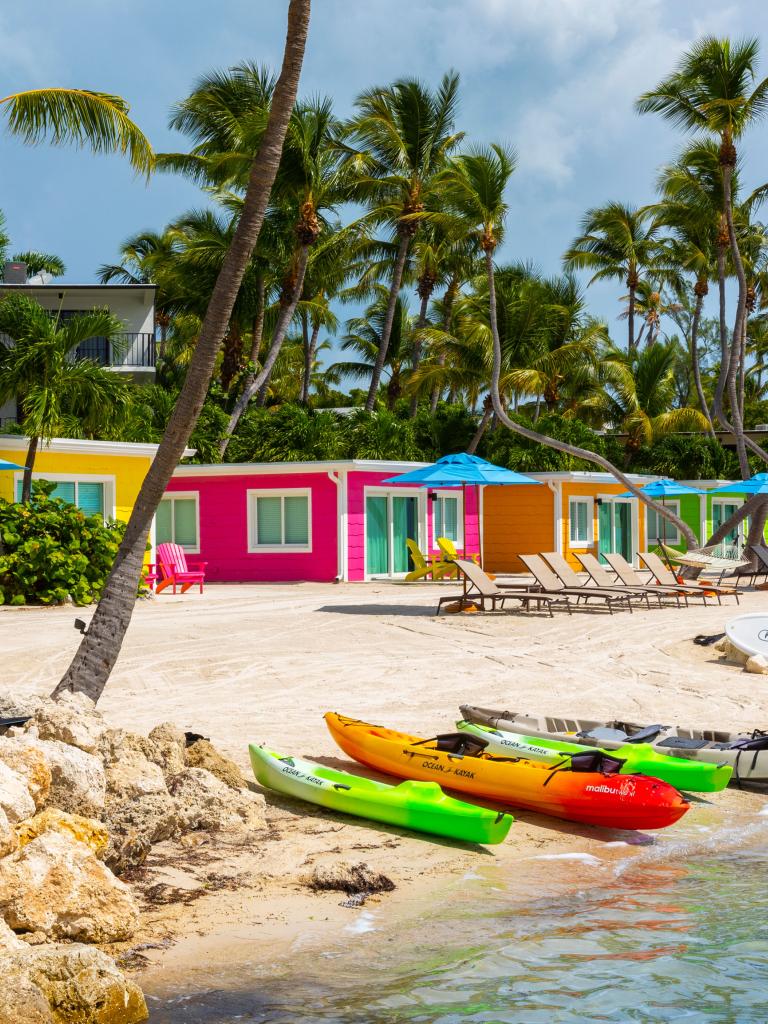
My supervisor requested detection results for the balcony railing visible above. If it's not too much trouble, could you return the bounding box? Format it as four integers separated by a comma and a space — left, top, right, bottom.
0, 332, 156, 369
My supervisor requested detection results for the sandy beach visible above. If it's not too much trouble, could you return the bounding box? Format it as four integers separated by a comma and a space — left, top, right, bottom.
2, 580, 767, 990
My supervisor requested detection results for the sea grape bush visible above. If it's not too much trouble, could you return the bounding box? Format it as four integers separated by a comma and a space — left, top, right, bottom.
0, 481, 125, 606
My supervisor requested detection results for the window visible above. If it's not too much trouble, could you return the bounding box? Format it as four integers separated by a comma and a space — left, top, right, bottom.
433, 493, 462, 545
646, 500, 680, 545
248, 490, 311, 551
156, 493, 199, 551
569, 498, 593, 546
16, 478, 105, 518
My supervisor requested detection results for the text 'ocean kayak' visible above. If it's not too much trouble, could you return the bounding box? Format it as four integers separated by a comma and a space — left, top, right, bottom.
325, 714, 689, 831
456, 716, 732, 792
249, 744, 513, 845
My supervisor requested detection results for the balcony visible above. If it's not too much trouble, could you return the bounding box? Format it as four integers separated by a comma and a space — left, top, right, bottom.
74, 333, 156, 369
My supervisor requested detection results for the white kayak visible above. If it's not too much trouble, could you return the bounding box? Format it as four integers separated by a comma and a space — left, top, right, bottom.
726, 614, 768, 658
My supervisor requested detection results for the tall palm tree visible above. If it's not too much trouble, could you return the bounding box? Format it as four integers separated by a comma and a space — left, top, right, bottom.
1, 89, 153, 174
343, 72, 464, 411
0, 296, 132, 500
443, 143, 697, 547
333, 293, 414, 410
563, 202, 668, 354
55, 0, 312, 700
637, 36, 768, 477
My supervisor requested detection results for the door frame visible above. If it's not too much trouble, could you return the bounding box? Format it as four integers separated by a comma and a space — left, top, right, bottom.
597, 494, 639, 565
711, 498, 745, 557
363, 486, 426, 580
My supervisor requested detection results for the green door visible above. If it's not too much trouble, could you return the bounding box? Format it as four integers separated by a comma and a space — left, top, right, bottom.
598, 503, 612, 563
365, 496, 389, 575
712, 502, 739, 558
614, 502, 632, 561
392, 496, 417, 574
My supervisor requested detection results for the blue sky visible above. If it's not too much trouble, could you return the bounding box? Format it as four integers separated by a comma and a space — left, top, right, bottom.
1, 0, 767, 349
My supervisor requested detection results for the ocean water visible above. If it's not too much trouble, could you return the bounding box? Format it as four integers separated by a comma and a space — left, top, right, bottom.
145, 836, 768, 1024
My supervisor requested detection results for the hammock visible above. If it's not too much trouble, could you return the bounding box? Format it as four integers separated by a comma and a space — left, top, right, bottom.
660, 543, 750, 571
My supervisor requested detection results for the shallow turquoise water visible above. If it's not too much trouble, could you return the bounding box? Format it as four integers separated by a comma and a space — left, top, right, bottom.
146, 841, 768, 1023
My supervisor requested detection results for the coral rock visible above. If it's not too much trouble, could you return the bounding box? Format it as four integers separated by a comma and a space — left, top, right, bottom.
15, 808, 109, 858
0, 758, 36, 823
0, 831, 138, 942
21, 737, 106, 818
30, 692, 107, 755
0, 805, 18, 857
170, 768, 266, 833
0, 738, 52, 809
104, 791, 184, 874
105, 750, 167, 801
746, 654, 768, 674
185, 739, 248, 790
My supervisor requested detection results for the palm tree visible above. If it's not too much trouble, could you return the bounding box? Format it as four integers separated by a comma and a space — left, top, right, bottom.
0, 295, 132, 500
333, 293, 414, 410
1, 89, 153, 174
563, 202, 668, 354
55, 0, 312, 700
8, 251, 66, 281
343, 72, 464, 411
442, 143, 697, 547
637, 36, 768, 477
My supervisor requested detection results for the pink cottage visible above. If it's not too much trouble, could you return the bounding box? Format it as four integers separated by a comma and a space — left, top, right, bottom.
159, 460, 481, 582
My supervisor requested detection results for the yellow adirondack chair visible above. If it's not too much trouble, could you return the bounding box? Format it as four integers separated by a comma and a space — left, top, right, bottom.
437, 536, 481, 566
404, 539, 457, 582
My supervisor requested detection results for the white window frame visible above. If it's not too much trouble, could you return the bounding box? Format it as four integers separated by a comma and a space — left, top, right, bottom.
432, 489, 464, 548
157, 491, 200, 554
247, 488, 312, 553
711, 498, 745, 557
645, 499, 680, 546
13, 471, 116, 522
568, 496, 594, 547
363, 486, 425, 580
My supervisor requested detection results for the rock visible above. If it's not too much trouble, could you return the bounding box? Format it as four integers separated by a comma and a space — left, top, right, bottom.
146, 722, 187, 776
0, 832, 138, 942
185, 739, 248, 790
0, 943, 148, 1023
0, 758, 36, 823
105, 750, 167, 801
746, 654, 768, 674
0, 689, 42, 718
30, 692, 107, 755
20, 737, 106, 818
0, 805, 18, 857
0, 915, 24, 952
716, 639, 749, 665
15, 808, 109, 858
169, 768, 266, 832
0, 738, 52, 809
713, 637, 730, 653
308, 861, 395, 896
104, 791, 184, 874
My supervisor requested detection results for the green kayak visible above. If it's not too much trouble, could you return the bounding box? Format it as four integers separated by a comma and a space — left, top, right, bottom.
456, 721, 732, 792
249, 744, 513, 845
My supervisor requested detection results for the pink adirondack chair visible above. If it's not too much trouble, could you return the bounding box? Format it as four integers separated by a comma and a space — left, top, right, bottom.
151, 542, 207, 594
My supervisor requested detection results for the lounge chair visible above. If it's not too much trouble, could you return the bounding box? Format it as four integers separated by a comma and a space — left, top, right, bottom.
639, 551, 741, 605
603, 553, 699, 606
574, 552, 676, 608
152, 542, 207, 595
436, 559, 568, 617
436, 536, 480, 565
404, 539, 457, 582
746, 544, 768, 586
542, 551, 657, 609
519, 554, 633, 614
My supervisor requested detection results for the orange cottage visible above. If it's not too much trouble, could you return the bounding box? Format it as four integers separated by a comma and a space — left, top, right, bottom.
482, 471, 658, 573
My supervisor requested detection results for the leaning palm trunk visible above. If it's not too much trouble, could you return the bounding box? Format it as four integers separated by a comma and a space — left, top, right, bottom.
409, 290, 431, 418
20, 435, 38, 503
467, 401, 492, 455
54, 0, 312, 701
483, 248, 697, 548
690, 283, 715, 438
364, 232, 410, 412
220, 243, 310, 453
429, 278, 458, 412
705, 492, 767, 549
301, 319, 320, 405
742, 498, 768, 571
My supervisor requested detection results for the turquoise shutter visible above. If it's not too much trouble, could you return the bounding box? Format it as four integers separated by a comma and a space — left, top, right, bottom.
52, 482, 76, 504
173, 499, 198, 548
257, 496, 282, 545
284, 496, 309, 544
156, 500, 173, 544
443, 497, 458, 541
77, 482, 104, 517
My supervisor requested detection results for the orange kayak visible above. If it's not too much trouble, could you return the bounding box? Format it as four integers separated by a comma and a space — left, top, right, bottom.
325, 714, 689, 831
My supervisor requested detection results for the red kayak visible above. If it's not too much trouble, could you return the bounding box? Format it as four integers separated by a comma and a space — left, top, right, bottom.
325, 713, 690, 831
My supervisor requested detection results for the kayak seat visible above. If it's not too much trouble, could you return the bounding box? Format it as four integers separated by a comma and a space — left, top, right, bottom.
432, 733, 490, 757
657, 737, 709, 750
624, 724, 668, 744
577, 727, 628, 742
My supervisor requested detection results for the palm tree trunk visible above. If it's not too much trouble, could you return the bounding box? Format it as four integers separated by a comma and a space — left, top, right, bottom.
364, 232, 410, 412
485, 248, 697, 549
467, 402, 492, 454
409, 290, 430, 418
705, 492, 766, 547
249, 276, 266, 364
302, 318, 320, 406
20, 435, 38, 503
220, 243, 311, 452
690, 285, 715, 438
627, 283, 636, 354
742, 497, 768, 571
429, 278, 457, 413
53, 0, 312, 701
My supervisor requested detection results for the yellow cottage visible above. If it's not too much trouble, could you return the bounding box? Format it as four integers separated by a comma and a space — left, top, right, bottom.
482, 471, 659, 573
0, 435, 189, 529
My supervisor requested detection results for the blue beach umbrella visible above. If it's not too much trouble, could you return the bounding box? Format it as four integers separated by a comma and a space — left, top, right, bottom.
711, 472, 768, 495
384, 453, 541, 563
0, 459, 24, 471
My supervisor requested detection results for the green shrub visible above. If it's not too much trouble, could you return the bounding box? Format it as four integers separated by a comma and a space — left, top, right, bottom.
0, 481, 125, 606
